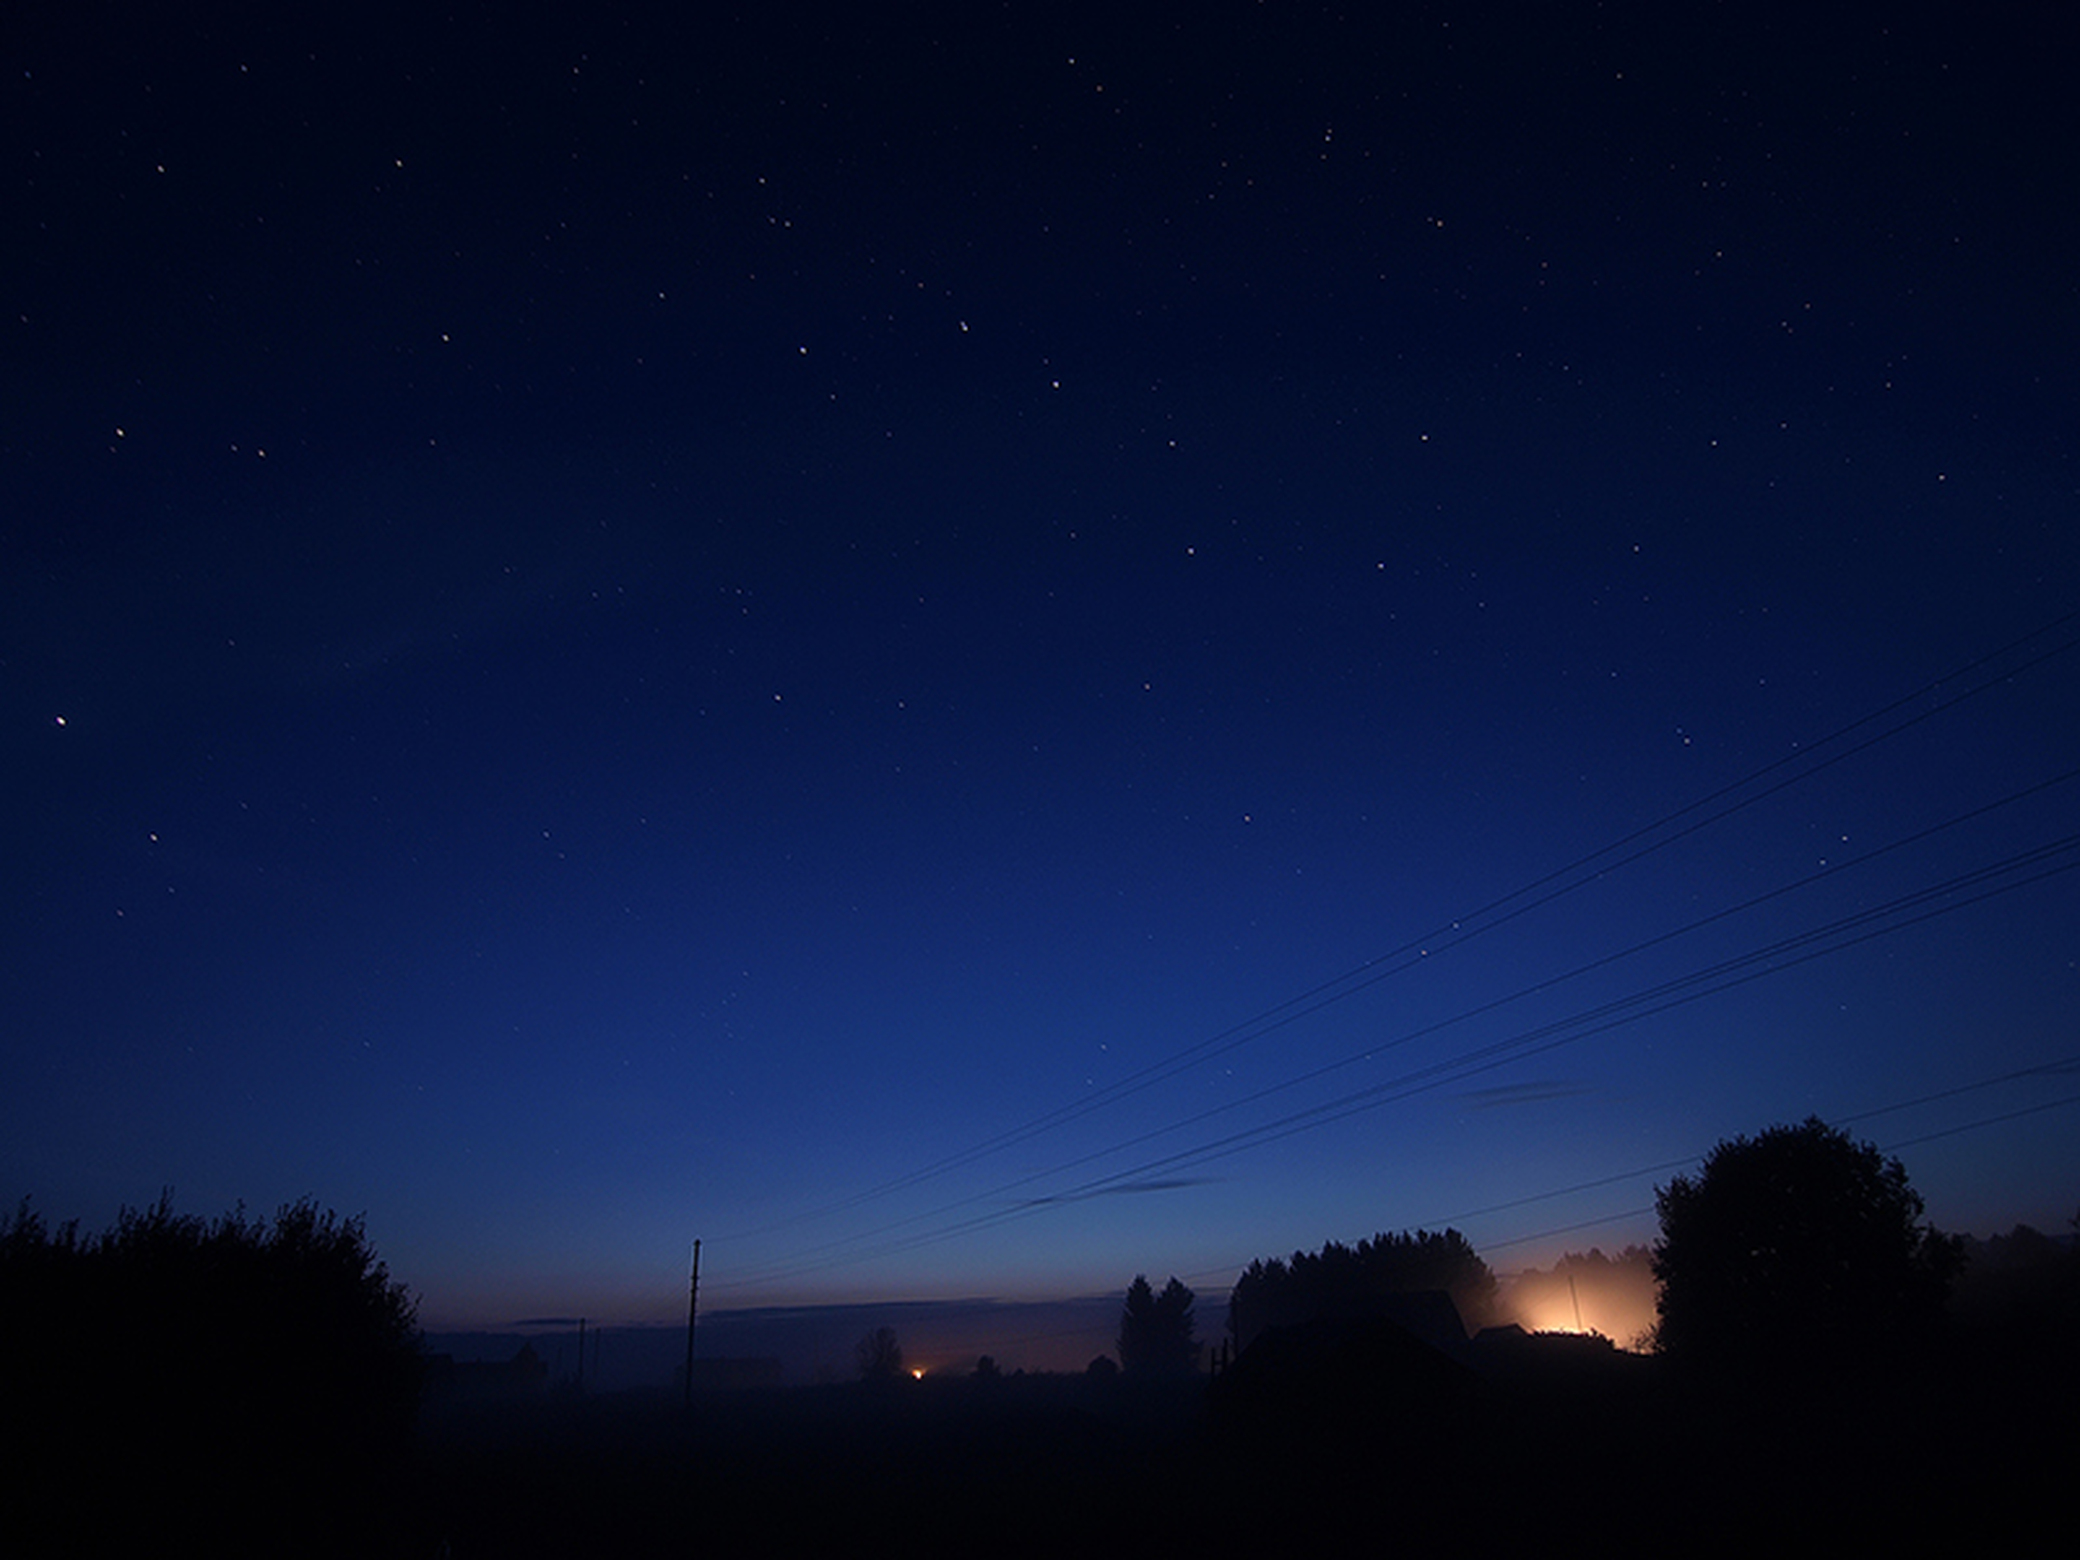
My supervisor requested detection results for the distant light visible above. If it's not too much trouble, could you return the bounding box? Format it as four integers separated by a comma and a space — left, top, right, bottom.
910, 1367, 925, 1380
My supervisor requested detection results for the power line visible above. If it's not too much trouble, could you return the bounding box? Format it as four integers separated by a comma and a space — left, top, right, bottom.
716, 612, 2080, 1245
1469, 1092, 2080, 1256
750, 1064, 2080, 1311
716, 844, 2079, 1287
1066, 840, 2080, 1194
710, 838, 2080, 1290
1179, 1073, 2080, 1285
749, 830, 2080, 1279
1413, 1052, 2080, 1234
1002, 772, 2080, 1194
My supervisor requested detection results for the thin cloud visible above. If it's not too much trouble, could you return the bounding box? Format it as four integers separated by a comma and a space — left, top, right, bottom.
1460, 1080, 1593, 1110
1013, 1177, 1215, 1209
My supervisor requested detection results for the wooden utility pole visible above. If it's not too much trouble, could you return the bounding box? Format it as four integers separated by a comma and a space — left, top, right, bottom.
682, 1239, 701, 1409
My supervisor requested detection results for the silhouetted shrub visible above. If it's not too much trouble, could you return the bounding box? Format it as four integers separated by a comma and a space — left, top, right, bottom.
0, 1193, 421, 1549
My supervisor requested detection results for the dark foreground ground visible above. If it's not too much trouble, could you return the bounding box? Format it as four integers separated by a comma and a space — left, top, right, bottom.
399, 1328, 2075, 1559
11, 1324, 2070, 1557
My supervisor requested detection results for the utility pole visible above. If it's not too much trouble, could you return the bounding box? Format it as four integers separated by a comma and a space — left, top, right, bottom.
682, 1238, 701, 1409
1568, 1273, 1584, 1334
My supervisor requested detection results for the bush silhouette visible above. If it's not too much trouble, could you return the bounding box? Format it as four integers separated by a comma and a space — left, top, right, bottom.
1, 1193, 421, 1549
1651, 1118, 1962, 1375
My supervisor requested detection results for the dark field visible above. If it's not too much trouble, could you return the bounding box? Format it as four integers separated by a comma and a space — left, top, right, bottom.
402, 1333, 2072, 1558
10, 1319, 2068, 1555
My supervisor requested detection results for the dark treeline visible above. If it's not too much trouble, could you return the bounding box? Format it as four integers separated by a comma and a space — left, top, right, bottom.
1953, 1220, 2080, 1333
7, 1122, 2076, 1555
1197, 1121, 2077, 1553
1227, 1227, 1497, 1352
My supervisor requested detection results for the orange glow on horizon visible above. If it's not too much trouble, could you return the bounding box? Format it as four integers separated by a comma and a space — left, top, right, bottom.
1509, 1297, 1654, 1350
1519, 1300, 1587, 1337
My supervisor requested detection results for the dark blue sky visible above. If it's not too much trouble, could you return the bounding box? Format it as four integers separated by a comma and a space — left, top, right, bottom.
6, 3, 2076, 1336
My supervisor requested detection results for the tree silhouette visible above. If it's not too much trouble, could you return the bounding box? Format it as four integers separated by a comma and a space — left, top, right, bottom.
855, 1325, 905, 1382
1651, 1117, 1963, 1374
1118, 1274, 1198, 1376
1227, 1227, 1496, 1352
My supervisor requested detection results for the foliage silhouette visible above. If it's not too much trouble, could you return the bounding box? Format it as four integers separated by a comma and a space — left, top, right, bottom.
1118, 1274, 1199, 1376
855, 1324, 905, 1382
1651, 1117, 1963, 1375
0, 1193, 421, 1550
1227, 1227, 1496, 1352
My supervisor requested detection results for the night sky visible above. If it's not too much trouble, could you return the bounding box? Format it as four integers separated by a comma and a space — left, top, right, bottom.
7, 4, 2077, 1343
